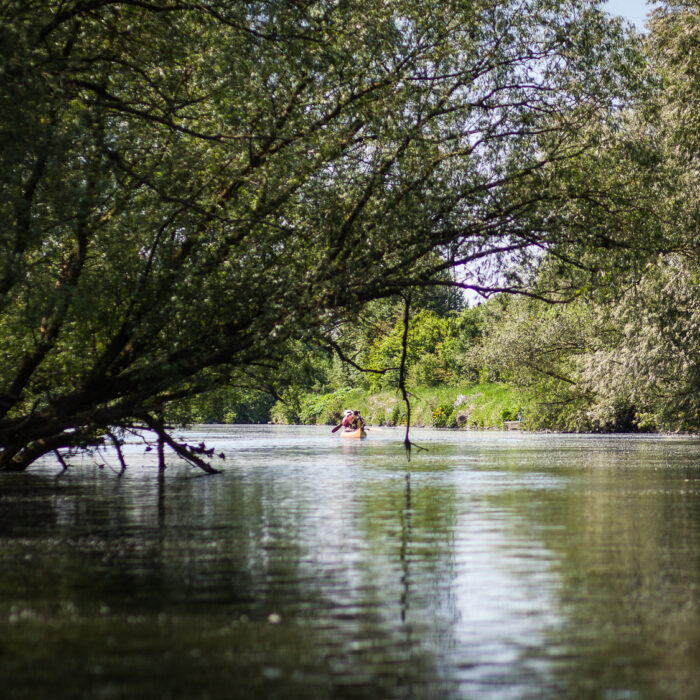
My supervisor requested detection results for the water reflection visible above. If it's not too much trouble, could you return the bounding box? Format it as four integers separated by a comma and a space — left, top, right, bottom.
1, 427, 699, 699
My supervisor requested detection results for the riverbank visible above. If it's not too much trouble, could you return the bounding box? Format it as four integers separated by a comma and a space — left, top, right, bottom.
172, 381, 697, 434
270, 382, 525, 430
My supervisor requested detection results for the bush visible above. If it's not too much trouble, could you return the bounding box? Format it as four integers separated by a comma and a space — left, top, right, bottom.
299, 392, 346, 425
431, 403, 456, 428
270, 388, 304, 424
499, 407, 519, 422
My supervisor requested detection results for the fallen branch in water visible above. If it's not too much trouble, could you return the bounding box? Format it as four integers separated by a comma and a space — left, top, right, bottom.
142, 414, 222, 474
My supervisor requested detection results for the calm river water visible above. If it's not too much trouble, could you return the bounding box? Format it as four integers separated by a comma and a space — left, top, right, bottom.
1, 425, 700, 699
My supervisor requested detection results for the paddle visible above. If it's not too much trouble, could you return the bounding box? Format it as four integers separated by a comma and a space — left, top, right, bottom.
331, 423, 344, 433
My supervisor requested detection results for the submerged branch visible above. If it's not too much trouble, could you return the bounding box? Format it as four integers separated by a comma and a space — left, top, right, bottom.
143, 414, 221, 474
54, 449, 69, 474
107, 431, 128, 476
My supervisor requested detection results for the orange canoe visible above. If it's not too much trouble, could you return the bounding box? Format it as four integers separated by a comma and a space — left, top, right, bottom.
340, 427, 367, 439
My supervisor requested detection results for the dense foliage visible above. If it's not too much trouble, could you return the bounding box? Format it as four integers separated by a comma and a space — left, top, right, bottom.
478, 0, 700, 433
0, 0, 678, 470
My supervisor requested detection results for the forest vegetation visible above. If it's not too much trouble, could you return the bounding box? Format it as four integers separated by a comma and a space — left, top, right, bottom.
0, 0, 698, 472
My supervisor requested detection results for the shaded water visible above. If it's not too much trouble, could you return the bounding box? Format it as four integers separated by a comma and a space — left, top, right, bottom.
1, 425, 700, 699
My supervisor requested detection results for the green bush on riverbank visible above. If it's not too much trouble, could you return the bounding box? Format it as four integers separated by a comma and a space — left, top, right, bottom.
270, 382, 524, 430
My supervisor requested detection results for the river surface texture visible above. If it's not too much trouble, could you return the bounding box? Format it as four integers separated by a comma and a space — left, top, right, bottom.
2, 425, 700, 699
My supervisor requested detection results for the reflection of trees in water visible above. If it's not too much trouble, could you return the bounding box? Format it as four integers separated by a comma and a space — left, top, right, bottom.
0, 471, 265, 612
487, 446, 700, 700
357, 468, 460, 667
6, 432, 700, 698
0, 450, 466, 697
0, 474, 59, 536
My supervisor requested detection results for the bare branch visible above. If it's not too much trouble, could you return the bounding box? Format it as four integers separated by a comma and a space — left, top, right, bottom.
397, 294, 426, 461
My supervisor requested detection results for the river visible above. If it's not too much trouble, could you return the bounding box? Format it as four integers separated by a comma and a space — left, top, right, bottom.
1, 425, 700, 699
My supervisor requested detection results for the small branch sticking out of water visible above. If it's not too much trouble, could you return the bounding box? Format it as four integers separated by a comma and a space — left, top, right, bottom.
54, 449, 69, 474
398, 293, 426, 462
143, 414, 221, 474
107, 431, 127, 476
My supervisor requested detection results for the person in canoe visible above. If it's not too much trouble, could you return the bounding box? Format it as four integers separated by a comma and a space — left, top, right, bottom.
352, 410, 366, 431
342, 409, 355, 430
333, 409, 366, 434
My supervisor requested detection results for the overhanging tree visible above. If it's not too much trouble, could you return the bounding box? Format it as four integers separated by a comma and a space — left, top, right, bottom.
0, 0, 644, 470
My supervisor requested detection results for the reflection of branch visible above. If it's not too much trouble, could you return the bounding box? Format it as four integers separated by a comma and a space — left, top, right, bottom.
398, 295, 426, 461
157, 431, 166, 473
400, 472, 412, 623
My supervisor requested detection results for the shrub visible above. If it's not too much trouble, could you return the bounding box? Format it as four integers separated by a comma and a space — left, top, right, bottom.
431, 403, 456, 428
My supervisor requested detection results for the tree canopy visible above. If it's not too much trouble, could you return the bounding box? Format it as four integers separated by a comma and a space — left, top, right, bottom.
470, 0, 700, 433
0, 0, 647, 470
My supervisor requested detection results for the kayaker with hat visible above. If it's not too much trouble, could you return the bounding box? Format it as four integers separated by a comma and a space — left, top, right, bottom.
342, 409, 354, 430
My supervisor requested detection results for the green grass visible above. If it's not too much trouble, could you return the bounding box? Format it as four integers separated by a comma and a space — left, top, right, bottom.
271, 382, 525, 429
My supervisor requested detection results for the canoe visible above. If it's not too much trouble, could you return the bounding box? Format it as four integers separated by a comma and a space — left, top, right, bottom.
340, 427, 367, 439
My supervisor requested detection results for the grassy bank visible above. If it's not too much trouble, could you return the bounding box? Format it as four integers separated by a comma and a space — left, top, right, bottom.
271, 382, 525, 430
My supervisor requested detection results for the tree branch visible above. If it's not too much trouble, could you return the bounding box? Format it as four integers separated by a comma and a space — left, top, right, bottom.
398, 294, 426, 461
